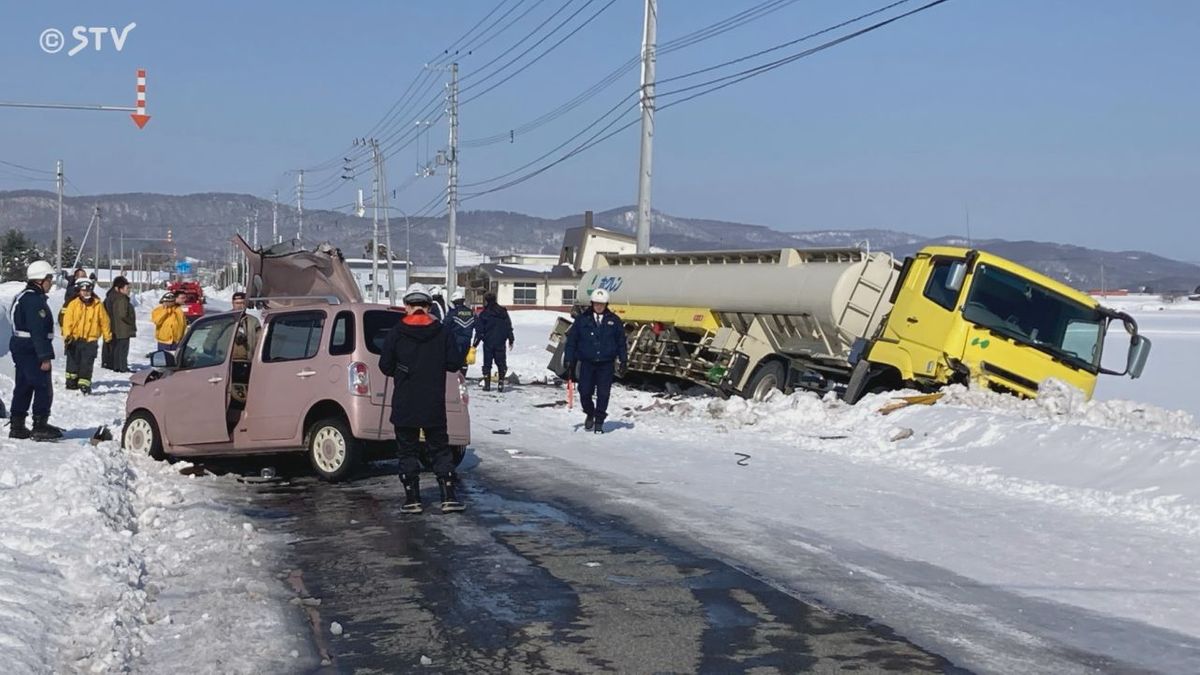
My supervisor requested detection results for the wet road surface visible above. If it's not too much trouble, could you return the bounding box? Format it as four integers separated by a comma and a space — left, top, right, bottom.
224, 456, 964, 674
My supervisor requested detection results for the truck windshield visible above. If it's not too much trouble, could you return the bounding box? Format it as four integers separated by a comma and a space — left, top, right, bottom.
962, 263, 1103, 372
363, 310, 403, 354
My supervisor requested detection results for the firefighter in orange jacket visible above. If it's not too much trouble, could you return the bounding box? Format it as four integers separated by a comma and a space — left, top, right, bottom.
151, 292, 187, 351
61, 279, 112, 395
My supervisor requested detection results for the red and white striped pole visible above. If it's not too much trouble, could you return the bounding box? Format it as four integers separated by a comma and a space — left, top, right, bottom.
131, 68, 151, 129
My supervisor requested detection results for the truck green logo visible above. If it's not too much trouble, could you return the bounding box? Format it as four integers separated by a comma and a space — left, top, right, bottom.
971, 337, 991, 349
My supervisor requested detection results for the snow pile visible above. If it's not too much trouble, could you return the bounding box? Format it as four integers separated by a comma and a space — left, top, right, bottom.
0, 282, 309, 673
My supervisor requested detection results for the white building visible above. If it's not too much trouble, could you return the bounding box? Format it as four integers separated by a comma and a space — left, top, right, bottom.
558, 220, 637, 274
344, 258, 409, 302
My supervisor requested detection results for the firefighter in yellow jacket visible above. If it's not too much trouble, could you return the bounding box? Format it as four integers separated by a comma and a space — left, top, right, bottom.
61, 279, 112, 395
151, 292, 187, 352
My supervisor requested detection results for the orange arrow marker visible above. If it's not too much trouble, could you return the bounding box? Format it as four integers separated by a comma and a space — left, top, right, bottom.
131, 68, 151, 129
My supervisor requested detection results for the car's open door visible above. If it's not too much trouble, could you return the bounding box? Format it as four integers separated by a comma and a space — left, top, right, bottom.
160, 313, 239, 446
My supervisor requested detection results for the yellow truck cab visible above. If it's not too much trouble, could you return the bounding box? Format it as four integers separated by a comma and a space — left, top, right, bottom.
852, 246, 1151, 401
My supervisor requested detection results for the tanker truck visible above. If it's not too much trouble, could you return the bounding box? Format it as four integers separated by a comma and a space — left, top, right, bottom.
545, 246, 1151, 402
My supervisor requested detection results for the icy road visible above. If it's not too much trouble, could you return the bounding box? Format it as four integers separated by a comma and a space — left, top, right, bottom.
2, 286, 1199, 673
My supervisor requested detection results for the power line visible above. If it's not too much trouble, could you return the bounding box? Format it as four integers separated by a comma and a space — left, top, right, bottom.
460, 0, 952, 202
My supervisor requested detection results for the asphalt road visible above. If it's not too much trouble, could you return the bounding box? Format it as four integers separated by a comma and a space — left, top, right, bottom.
227, 455, 964, 675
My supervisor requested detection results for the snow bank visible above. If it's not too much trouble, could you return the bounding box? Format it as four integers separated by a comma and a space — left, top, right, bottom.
0, 283, 310, 673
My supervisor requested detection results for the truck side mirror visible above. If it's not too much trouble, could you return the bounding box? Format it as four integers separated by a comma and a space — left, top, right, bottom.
945, 261, 967, 293
1127, 335, 1151, 379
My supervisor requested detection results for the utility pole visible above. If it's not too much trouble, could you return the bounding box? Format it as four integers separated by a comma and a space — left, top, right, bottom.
272, 190, 279, 244
369, 139, 381, 303
382, 158, 395, 301
94, 205, 101, 280
296, 170, 305, 240
635, 0, 658, 254
252, 209, 259, 249
446, 62, 459, 291
55, 160, 64, 277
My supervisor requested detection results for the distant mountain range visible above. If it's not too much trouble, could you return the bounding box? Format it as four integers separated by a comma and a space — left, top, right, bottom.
1, 189, 1197, 291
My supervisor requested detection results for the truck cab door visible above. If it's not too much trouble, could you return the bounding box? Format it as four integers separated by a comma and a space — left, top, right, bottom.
882, 255, 967, 378
160, 313, 238, 446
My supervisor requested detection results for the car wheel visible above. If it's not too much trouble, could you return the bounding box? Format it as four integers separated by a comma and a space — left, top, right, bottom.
306, 417, 361, 482
123, 410, 165, 461
745, 361, 786, 401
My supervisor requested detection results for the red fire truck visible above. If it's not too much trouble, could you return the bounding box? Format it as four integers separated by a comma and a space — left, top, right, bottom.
167, 280, 206, 323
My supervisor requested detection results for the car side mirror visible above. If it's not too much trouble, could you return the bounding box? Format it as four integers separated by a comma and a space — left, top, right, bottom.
150, 350, 177, 369
945, 261, 967, 293
1127, 335, 1151, 379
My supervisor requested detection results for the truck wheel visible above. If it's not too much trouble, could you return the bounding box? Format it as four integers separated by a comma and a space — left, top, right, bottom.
745, 361, 786, 401
306, 417, 361, 482
123, 410, 165, 461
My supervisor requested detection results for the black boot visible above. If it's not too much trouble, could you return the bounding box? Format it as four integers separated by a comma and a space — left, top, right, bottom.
437, 474, 465, 513
31, 416, 64, 441
497, 372, 506, 393
584, 414, 594, 431
8, 415, 31, 440
65, 378, 79, 391
593, 417, 605, 434
483, 377, 492, 392
400, 474, 422, 513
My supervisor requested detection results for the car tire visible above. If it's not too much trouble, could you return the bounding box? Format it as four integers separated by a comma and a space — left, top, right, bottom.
306, 417, 361, 482
123, 410, 166, 461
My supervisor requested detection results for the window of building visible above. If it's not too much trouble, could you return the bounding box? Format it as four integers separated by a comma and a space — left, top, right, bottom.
513, 282, 538, 306
561, 288, 577, 305
263, 311, 326, 362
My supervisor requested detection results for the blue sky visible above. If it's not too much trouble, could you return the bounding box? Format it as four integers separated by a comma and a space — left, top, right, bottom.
1, 0, 1198, 260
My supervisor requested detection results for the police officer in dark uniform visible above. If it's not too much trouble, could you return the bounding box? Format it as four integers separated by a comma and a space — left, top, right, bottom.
446, 290, 476, 375
9, 261, 64, 440
562, 288, 628, 434
473, 292, 514, 392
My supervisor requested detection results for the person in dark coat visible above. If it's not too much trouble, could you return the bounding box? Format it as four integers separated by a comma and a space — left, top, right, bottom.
102, 276, 137, 372
472, 292, 514, 392
562, 288, 628, 434
445, 290, 476, 375
379, 284, 466, 514
58, 267, 88, 328
9, 261, 64, 440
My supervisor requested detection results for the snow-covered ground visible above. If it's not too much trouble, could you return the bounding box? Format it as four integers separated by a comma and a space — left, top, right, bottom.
0, 282, 311, 674
469, 306, 1200, 673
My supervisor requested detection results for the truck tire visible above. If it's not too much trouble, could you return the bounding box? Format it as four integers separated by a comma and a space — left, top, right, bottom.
745, 361, 786, 401
306, 417, 361, 482
123, 410, 166, 461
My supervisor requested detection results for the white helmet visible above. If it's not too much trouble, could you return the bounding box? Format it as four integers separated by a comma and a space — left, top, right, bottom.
402, 283, 432, 304
430, 285, 444, 298
590, 288, 610, 304
450, 289, 465, 302
26, 260, 55, 281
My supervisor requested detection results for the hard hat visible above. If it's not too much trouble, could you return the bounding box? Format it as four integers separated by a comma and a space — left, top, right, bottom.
590, 288, 610, 304
430, 285, 444, 297
26, 260, 55, 281
75, 279, 95, 290
450, 290, 465, 302
160, 292, 176, 303
402, 283, 432, 305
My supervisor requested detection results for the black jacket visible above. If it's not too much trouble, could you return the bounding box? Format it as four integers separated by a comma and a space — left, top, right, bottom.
104, 288, 138, 339
564, 309, 628, 365
474, 303, 514, 348
379, 315, 464, 428
10, 282, 55, 361
446, 302, 475, 347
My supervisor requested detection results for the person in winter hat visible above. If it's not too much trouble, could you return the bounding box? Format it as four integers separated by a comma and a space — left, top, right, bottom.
472, 291, 514, 392
102, 276, 137, 372
151, 292, 186, 352
428, 286, 447, 322
8, 260, 64, 440
379, 284, 467, 514
57, 267, 88, 327
445, 290, 475, 375
562, 288, 628, 433
61, 279, 112, 395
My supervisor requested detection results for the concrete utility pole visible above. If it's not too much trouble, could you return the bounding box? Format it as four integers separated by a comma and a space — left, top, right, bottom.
296, 170, 305, 240
55, 160, 64, 276
369, 140, 381, 303
94, 205, 101, 279
272, 190, 279, 244
380, 152, 395, 301
635, 0, 658, 254
446, 62, 459, 291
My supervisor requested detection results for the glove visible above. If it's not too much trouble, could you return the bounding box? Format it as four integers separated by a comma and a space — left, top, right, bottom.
616, 361, 628, 378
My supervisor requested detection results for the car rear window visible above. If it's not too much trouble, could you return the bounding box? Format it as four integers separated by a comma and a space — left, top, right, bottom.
363, 309, 403, 354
